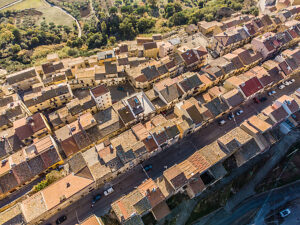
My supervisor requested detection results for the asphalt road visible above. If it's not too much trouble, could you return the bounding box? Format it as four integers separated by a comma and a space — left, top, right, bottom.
42, 76, 300, 225
194, 181, 300, 225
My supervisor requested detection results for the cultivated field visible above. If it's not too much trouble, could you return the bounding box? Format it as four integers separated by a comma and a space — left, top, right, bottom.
3, 0, 74, 27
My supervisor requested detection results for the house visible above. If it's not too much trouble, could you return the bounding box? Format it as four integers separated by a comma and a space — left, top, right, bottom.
0, 127, 24, 159
177, 72, 204, 96
137, 37, 153, 45
221, 89, 245, 109
122, 92, 156, 121
262, 104, 289, 125
277, 0, 291, 11
217, 127, 262, 167
152, 34, 163, 41
0, 203, 26, 225
153, 78, 184, 106
13, 113, 51, 145
78, 215, 105, 225
159, 42, 175, 58
110, 129, 147, 165
203, 96, 229, 118
197, 21, 223, 36
111, 188, 150, 225
143, 42, 159, 58
131, 123, 159, 153
174, 98, 204, 130
0, 135, 62, 195
55, 113, 96, 157
97, 50, 116, 65
46, 53, 60, 63
23, 83, 73, 113
185, 24, 198, 35
274, 95, 300, 115
4, 67, 40, 92
20, 172, 94, 224
208, 57, 237, 79
97, 143, 124, 171
211, 27, 249, 56
240, 115, 272, 150
90, 85, 112, 110
231, 47, 263, 69
181, 48, 208, 70
251, 32, 278, 59
163, 164, 188, 192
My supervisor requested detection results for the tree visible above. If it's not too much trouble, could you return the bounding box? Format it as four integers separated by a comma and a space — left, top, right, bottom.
119, 17, 136, 39
147, 0, 157, 8
101, 21, 107, 34
109, 6, 118, 14
30, 37, 39, 47
170, 11, 187, 26
63, 25, 71, 34
12, 28, 21, 43
108, 36, 116, 45
11, 44, 21, 53
137, 17, 155, 33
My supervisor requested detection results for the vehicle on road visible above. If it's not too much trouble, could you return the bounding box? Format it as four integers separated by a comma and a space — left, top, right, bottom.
290, 79, 295, 83
56, 215, 67, 224
227, 113, 235, 120
104, 187, 114, 196
143, 164, 153, 171
283, 80, 291, 86
253, 97, 260, 104
278, 84, 285, 89
91, 194, 101, 207
259, 97, 267, 102
235, 109, 244, 116
117, 86, 125, 91
279, 208, 291, 218
218, 119, 226, 125
268, 90, 276, 96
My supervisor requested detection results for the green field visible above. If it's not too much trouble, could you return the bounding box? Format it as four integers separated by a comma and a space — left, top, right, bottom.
3, 0, 74, 27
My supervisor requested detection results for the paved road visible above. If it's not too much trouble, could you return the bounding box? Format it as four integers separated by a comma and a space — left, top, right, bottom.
194, 181, 300, 225
0, 0, 23, 11
40, 76, 300, 225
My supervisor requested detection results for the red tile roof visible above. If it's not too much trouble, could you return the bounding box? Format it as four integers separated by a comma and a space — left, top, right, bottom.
239, 76, 263, 97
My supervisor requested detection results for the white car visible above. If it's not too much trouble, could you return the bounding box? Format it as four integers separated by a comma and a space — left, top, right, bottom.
280, 208, 291, 218
289, 79, 295, 83
218, 120, 226, 125
283, 80, 290, 85
104, 187, 114, 196
278, 84, 285, 90
268, 90, 276, 96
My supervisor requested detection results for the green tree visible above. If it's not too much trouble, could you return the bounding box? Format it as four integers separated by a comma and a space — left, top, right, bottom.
12, 28, 21, 43
108, 36, 116, 45
11, 44, 21, 53
30, 37, 39, 47
170, 11, 187, 26
137, 17, 155, 33
119, 17, 136, 39
109, 6, 118, 14
147, 0, 157, 8
101, 21, 107, 33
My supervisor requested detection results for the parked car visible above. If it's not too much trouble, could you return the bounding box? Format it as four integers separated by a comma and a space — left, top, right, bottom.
143, 164, 153, 171
104, 187, 114, 196
290, 79, 295, 83
279, 208, 291, 218
227, 113, 235, 120
56, 215, 67, 224
259, 97, 267, 102
235, 109, 244, 116
117, 86, 125, 91
218, 119, 226, 125
253, 97, 260, 104
268, 90, 276, 96
283, 80, 290, 86
278, 84, 285, 90
92, 194, 101, 206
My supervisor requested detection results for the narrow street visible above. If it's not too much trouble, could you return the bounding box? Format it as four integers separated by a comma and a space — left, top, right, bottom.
42, 77, 300, 225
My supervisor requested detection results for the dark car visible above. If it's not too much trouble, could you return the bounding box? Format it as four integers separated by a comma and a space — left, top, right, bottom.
143, 164, 152, 171
253, 97, 259, 104
259, 97, 267, 102
92, 194, 101, 206
56, 215, 67, 224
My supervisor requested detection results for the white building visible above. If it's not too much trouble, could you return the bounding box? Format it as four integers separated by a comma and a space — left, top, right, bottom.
90, 85, 112, 110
